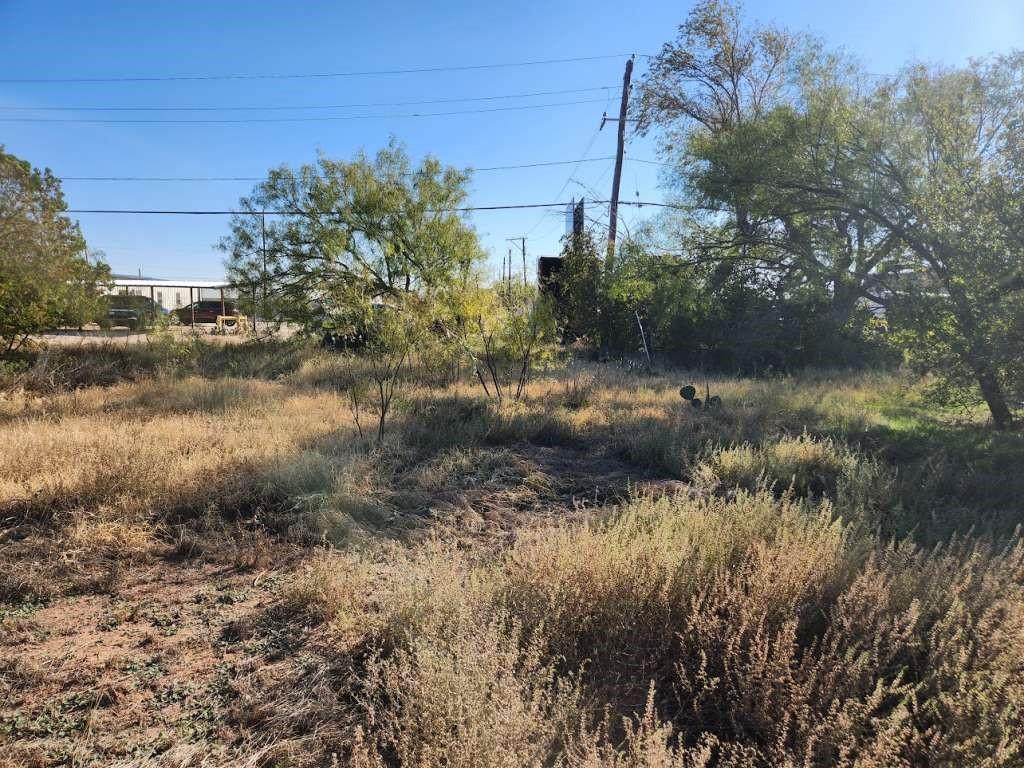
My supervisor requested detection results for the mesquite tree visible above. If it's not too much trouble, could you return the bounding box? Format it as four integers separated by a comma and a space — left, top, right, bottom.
221, 140, 483, 335
751, 57, 1024, 427
0, 147, 109, 354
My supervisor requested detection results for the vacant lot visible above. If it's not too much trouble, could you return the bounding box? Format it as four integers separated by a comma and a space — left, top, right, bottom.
2, 341, 1022, 767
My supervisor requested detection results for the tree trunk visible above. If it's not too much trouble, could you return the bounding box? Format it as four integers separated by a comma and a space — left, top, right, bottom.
830, 279, 860, 328
945, 281, 1014, 430
977, 366, 1013, 429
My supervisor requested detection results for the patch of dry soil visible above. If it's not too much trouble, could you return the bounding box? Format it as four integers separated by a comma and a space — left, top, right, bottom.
1, 444, 683, 766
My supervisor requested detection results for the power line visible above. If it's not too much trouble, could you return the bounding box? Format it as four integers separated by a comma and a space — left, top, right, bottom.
69, 203, 575, 215
60, 156, 634, 182
61, 176, 274, 182
65, 200, 680, 215
0, 97, 607, 124
0, 86, 614, 112
2, 54, 637, 84
525, 115, 608, 238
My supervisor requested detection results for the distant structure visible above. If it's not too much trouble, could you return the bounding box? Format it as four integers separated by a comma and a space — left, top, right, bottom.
566, 197, 585, 238
538, 198, 584, 301
108, 274, 236, 313
564, 199, 577, 236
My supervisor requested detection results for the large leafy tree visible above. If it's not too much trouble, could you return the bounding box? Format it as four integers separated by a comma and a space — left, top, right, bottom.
641, 1, 1022, 426
801, 58, 1020, 426
856, 57, 1024, 427
636, 0, 795, 286
640, 3, 905, 330
683, 58, 910, 328
0, 146, 109, 355
221, 141, 484, 334
688, 54, 1024, 426
634, 0, 899, 365
636, 0, 793, 135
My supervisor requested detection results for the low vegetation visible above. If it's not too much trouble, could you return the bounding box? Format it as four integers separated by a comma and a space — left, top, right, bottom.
2, 3, 1022, 764
1, 340, 1021, 766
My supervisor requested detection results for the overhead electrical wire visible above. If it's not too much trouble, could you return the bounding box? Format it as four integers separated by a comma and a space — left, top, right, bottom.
1, 54, 642, 84
65, 201, 680, 215
0, 86, 615, 112
524, 99, 610, 238
4, 50, 672, 266
58, 156, 654, 181
0, 97, 609, 124
627, 157, 672, 166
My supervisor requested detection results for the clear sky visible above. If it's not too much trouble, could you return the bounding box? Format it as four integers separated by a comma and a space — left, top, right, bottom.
1, 0, 1021, 281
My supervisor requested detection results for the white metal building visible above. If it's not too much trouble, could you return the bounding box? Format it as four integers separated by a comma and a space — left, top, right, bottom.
108, 276, 237, 313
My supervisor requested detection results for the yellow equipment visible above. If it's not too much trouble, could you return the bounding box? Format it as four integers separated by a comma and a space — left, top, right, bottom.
216, 314, 248, 334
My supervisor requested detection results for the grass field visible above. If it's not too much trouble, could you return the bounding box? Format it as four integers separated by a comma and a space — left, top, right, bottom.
1, 340, 1022, 767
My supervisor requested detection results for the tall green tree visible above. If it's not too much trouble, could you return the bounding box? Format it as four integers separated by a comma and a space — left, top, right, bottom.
642, 2, 1022, 425
640, 5, 904, 331
221, 141, 484, 334
859, 57, 1024, 427
556, 229, 603, 343
635, 0, 894, 365
684, 63, 908, 328
636, 0, 796, 287
0, 146, 109, 355
693, 54, 1024, 426
806, 58, 1021, 426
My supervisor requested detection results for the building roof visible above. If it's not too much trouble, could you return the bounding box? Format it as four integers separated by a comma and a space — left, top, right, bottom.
110, 277, 233, 289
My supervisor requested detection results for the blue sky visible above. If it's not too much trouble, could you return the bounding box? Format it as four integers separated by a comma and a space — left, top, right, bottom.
1, 0, 1021, 281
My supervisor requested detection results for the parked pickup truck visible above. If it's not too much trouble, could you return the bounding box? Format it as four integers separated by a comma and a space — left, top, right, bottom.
174, 300, 240, 325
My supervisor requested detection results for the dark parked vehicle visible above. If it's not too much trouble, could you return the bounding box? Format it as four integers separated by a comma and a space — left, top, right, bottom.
101, 295, 165, 330
175, 300, 239, 325
105, 307, 141, 331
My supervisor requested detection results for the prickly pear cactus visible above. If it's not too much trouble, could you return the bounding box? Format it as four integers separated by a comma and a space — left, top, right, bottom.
680, 384, 722, 411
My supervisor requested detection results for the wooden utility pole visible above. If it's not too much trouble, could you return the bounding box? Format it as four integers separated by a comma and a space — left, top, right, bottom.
260, 213, 268, 333
507, 237, 527, 287
604, 56, 634, 266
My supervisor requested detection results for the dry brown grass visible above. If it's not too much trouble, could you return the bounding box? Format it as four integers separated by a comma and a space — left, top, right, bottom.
2, 345, 1022, 766
287, 490, 1023, 767
0, 374, 372, 600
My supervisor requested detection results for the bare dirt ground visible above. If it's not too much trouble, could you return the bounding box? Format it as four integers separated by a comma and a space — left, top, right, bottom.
404, 444, 687, 542
1, 563, 287, 766
1, 444, 681, 766
37, 328, 249, 347
37, 324, 301, 347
